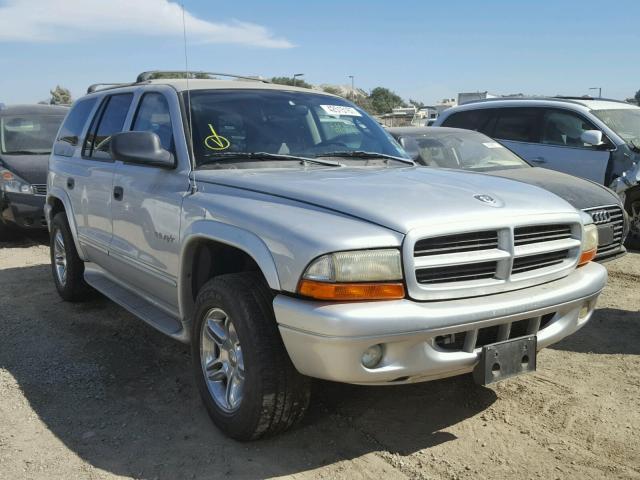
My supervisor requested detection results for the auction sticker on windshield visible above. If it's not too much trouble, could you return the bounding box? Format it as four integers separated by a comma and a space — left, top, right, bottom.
321, 105, 362, 117
483, 142, 504, 149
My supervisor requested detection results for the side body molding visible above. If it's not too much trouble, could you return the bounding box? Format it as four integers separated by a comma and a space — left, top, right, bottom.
178, 219, 282, 327
45, 186, 88, 261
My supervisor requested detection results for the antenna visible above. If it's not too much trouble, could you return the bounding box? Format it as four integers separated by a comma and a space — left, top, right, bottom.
181, 2, 197, 192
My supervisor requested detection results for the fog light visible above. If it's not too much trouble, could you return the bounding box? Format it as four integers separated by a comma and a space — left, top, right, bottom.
361, 344, 384, 369
578, 304, 590, 321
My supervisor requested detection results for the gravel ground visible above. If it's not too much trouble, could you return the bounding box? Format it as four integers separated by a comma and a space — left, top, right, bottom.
0, 233, 638, 480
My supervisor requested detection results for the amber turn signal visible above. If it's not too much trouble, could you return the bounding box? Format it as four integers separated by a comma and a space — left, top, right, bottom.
298, 280, 405, 301
578, 248, 597, 266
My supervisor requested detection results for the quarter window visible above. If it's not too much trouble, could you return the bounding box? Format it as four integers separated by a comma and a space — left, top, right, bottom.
132, 93, 174, 152
492, 108, 540, 143
442, 110, 494, 132
83, 93, 133, 159
57, 98, 97, 147
541, 109, 598, 148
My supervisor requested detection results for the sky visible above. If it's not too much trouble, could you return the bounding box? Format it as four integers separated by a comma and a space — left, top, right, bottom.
1, 0, 639, 105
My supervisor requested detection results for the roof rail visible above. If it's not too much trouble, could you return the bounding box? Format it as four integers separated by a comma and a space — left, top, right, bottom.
87, 83, 133, 94
135, 70, 270, 83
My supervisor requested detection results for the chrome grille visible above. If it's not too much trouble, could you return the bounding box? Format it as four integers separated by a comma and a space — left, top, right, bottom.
514, 224, 572, 246
32, 184, 47, 196
404, 217, 582, 301
582, 205, 625, 259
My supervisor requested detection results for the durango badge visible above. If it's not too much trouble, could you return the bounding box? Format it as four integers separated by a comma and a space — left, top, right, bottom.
474, 194, 497, 205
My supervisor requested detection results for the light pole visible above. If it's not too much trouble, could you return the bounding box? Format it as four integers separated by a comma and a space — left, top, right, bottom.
292, 73, 304, 87
348, 75, 354, 99
589, 87, 602, 98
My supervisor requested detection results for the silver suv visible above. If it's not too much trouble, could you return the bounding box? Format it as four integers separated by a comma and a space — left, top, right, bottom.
47, 72, 607, 440
435, 97, 640, 248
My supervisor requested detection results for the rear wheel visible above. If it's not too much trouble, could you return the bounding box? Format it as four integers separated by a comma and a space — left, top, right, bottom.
625, 188, 640, 251
50, 212, 90, 301
191, 272, 310, 440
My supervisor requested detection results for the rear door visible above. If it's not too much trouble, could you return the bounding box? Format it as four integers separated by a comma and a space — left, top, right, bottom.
75, 93, 134, 263
109, 88, 188, 312
486, 107, 544, 164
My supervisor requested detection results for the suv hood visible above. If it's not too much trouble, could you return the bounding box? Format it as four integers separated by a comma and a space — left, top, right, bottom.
0, 154, 49, 185
488, 167, 620, 210
196, 166, 578, 233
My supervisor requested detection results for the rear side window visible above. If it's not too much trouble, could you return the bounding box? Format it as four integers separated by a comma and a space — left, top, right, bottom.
492, 108, 540, 143
83, 93, 133, 160
57, 98, 97, 148
441, 109, 493, 132
132, 93, 174, 152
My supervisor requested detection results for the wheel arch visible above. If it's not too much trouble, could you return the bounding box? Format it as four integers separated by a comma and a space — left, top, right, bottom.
178, 220, 281, 330
45, 188, 87, 260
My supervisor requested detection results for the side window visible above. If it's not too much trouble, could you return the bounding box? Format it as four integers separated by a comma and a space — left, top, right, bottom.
441, 109, 493, 132
56, 98, 97, 149
132, 93, 174, 152
83, 93, 133, 160
541, 109, 599, 148
493, 108, 540, 143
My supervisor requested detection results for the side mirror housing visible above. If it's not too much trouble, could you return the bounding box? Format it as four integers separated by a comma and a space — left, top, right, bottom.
580, 130, 604, 147
110, 131, 174, 168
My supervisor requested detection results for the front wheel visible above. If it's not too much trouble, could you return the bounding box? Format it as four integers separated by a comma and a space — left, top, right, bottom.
50, 212, 90, 301
191, 272, 310, 440
625, 188, 640, 251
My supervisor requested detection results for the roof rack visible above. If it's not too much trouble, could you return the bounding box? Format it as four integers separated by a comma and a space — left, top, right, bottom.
135, 71, 270, 83
87, 83, 134, 94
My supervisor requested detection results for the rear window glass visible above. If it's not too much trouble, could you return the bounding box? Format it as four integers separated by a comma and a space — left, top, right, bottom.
441, 110, 493, 131
493, 109, 539, 142
83, 94, 133, 159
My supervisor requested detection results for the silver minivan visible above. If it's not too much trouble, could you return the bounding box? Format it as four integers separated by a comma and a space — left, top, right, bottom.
435, 97, 640, 248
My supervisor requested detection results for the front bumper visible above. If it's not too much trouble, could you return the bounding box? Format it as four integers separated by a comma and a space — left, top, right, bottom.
274, 262, 607, 385
0, 192, 47, 229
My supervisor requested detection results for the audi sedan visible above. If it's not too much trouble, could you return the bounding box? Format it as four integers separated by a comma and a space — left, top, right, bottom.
388, 126, 628, 262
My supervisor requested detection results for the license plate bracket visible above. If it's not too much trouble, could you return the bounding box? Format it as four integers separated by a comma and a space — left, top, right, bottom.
473, 335, 537, 385
597, 224, 614, 246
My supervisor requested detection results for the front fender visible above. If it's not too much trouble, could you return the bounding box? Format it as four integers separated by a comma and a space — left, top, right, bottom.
178, 219, 281, 325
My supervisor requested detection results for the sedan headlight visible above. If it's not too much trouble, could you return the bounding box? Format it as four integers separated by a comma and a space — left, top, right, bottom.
578, 224, 598, 266
0, 169, 33, 194
298, 249, 405, 301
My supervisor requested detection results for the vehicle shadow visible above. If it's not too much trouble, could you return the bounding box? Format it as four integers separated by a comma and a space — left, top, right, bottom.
0, 230, 49, 248
549, 307, 640, 355
0, 263, 496, 479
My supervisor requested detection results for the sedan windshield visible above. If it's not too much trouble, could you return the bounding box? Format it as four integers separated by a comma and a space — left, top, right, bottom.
591, 108, 640, 148
400, 130, 529, 171
0, 115, 65, 155
184, 89, 408, 167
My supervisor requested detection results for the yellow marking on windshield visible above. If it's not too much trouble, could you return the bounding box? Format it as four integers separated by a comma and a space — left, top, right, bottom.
204, 124, 230, 150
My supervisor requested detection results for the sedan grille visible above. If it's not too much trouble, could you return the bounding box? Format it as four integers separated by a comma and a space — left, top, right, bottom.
582, 205, 625, 259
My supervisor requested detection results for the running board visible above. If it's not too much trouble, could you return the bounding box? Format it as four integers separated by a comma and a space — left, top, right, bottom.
84, 266, 185, 340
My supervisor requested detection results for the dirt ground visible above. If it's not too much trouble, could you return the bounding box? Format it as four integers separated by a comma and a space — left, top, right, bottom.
0, 233, 638, 480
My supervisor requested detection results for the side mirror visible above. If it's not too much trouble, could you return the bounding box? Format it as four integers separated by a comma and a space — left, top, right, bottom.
580, 130, 604, 147
110, 131, 174, 168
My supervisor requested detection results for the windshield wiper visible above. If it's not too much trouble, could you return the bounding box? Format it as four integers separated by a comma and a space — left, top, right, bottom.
629, 140, 640, 153
198, 151, 342, 167
3, 150, 49, 155
318, 151, 415, 165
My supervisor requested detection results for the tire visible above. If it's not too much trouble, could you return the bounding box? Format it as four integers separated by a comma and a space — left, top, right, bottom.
624, 188, 640, 251
50, 212, 90, 301
191, 272, 311, 441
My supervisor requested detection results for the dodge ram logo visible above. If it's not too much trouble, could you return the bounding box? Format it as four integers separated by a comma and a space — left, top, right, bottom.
590, 209, 611, 224
473, 194, 497, 205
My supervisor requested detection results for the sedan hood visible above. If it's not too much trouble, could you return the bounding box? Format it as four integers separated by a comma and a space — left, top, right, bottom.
196, 166, 578, 233
0, 154, 49, 185
489, 167, 620, 210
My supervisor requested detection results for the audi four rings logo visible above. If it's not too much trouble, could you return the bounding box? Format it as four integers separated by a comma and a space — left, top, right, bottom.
591, 210, 611, 223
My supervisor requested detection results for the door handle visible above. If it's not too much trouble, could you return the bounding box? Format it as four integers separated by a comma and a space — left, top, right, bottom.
113, 186, 124, 201
66, 177, 75, 190
531, 157, 547, 164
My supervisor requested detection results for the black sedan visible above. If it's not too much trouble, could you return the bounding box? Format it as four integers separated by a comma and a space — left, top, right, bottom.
0, 104, 68, 238
388, 126, 628, 262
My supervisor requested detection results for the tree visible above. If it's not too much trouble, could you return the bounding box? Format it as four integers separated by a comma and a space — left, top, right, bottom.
368, 87, 406, 115
49, 85, 72, 105
270, 76, 313, 89
322, 85, 343, 96
408, 99, 425, 109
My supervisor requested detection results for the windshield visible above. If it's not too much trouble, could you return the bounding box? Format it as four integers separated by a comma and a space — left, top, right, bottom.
0, 115, 65, 155
400, 130, 529, 172
184, 89, 408, 167
590, 108, 640, 147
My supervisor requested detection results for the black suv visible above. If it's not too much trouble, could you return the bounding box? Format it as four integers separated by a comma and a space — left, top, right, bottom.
0, 104, 68, 237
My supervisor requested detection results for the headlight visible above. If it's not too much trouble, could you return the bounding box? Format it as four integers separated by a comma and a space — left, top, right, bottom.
0, 169, 33, 194
578, 224, 598, 266
298, 249, 405, 300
